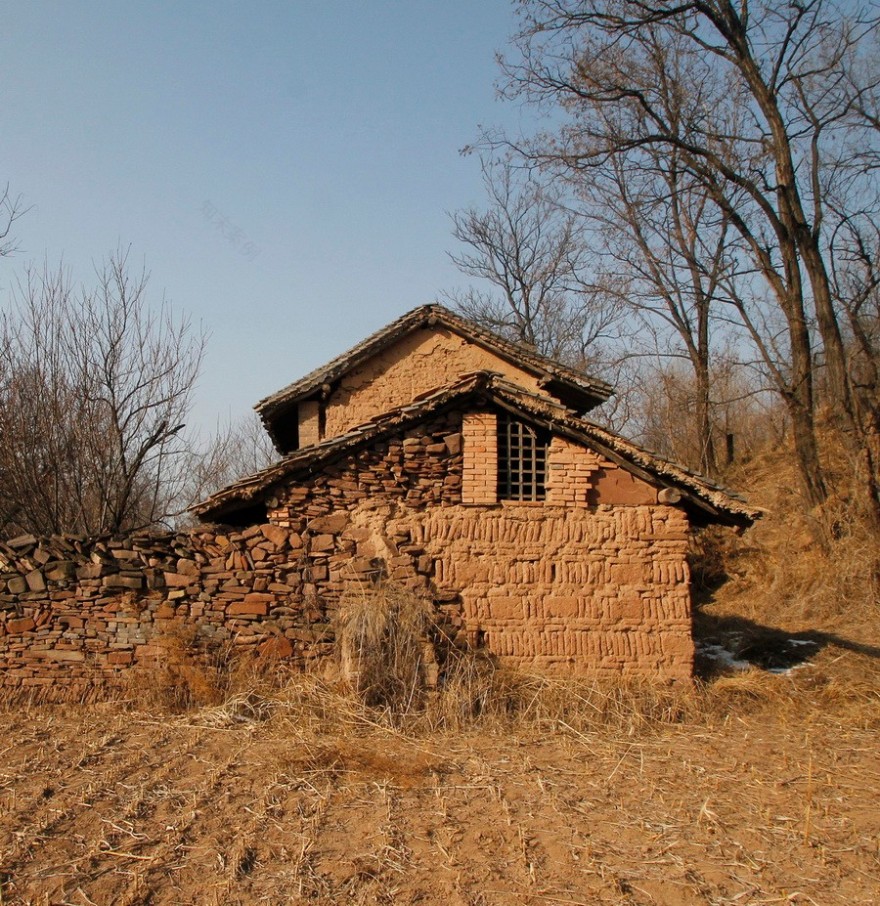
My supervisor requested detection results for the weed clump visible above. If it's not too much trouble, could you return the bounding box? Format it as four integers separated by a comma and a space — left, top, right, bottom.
336, 583, 437, 713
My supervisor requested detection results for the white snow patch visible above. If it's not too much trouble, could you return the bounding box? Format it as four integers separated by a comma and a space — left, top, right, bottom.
698, 644, 750, 671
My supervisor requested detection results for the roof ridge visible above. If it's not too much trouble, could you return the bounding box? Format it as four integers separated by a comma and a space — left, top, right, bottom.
254, 304, 614, 449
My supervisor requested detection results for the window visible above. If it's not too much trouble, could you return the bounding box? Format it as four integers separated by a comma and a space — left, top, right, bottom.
497, 413, 548, 501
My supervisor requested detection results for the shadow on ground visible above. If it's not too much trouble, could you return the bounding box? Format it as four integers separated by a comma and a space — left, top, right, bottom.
692, 607, 880, 679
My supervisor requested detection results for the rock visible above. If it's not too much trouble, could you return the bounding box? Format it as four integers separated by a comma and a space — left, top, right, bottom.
106, 651, 133, 665
228, 599, 270, 617
164, 572, 194, 588
177, 558, 200, 576
45, 561, 76, 582
260, 524, 289, 548
25, 570, 46, 592
6, 534, 37, 549
310, 534, 335, 552
102, 575, 143, 590
308, 513, 350, 535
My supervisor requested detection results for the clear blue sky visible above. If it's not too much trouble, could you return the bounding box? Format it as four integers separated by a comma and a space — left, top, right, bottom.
2, 1, 527, 434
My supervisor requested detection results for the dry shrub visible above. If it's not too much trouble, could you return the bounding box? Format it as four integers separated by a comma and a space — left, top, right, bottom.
336, 583, 436, 713
123, 625, 232, 712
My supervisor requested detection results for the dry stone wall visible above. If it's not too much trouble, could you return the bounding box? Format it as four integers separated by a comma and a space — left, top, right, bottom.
0, 411, 466, 696
0, 526, 324, 696
0, 405, 696, 694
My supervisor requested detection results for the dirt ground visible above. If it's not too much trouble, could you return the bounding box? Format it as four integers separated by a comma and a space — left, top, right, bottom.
1, 647, 878, 906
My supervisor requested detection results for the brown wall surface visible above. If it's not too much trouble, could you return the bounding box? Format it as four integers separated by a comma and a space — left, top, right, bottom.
322, 328, 545, 440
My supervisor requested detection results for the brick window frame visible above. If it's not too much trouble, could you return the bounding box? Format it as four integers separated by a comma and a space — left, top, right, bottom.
497, 413, 549, 502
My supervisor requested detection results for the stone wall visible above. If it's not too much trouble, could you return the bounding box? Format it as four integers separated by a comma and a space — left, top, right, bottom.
0, 411, 467, 696
0, 525, 325, 696
0, 405, 696, 694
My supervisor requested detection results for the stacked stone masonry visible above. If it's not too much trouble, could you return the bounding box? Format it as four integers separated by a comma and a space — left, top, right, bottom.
0, 407, 695, 694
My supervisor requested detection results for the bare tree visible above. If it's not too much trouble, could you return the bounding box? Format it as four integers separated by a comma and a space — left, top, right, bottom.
0, 250, 206, 536
183, 413, 276, 510
0, 183, 26, 258
445, 157, 624, 370
578, 144, 740, 475
501, 0, 880, 518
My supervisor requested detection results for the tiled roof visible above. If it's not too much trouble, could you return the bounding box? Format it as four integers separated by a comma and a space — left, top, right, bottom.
255, 304, 613, 449
197, 372, 761, 527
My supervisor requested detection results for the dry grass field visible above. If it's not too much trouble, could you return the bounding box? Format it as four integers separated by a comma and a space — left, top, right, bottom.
1, 641, 878, 906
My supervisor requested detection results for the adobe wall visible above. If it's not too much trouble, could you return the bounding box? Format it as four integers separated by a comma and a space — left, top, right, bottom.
398, 506, 692, 679
267, 409, 694, 681
323, 328, 545, 439
0, 407, 695, 694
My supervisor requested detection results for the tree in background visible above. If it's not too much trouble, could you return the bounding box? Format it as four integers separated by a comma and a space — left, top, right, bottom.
492, 0, 880, 520
182, 412, 276, 515
445, 156, 625, 371
0, 250, 206, 536
0, 183, 25, 258
579, 146, 739, 476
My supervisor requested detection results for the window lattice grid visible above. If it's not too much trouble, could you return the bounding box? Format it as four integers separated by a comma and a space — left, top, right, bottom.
497, 413, 548, 501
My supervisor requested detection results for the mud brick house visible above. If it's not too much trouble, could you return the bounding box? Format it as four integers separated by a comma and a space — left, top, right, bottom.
194, 305, 758, 681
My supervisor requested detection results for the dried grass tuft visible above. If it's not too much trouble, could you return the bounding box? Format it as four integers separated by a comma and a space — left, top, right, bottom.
336, 583, 436, 715
122, 625, 232, 712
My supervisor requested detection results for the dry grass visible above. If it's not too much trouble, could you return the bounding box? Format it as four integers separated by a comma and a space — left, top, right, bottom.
0, 649, 878, 906
337, 582, 437, 714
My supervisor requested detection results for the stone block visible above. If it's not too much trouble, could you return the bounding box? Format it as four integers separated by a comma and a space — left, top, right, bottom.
45, 561, 76, 582
177, 558, 200, 576
7, 534, 37, 549
7, 576, 26, 595
103, 574, 143, 590
443, 433, 462, 455
7, 617, 35, 633
107, 651, 133, 666
228, 599, 270, 617
76, 564, 103, 580
164, 572, 194, 588
46, 650, 85, 661
25, 570, 46, 592
310, 534, 335, 552
308, 513, 350, 535
260, 524, 289, 548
